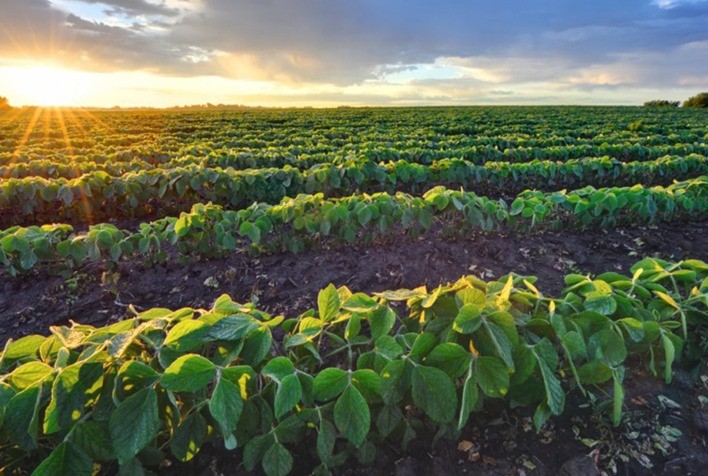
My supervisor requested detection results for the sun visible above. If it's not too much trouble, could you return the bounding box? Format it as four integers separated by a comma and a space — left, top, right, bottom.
7, 65, 92, 107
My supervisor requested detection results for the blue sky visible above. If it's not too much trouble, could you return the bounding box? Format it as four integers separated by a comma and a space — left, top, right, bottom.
0, 0, 706, 106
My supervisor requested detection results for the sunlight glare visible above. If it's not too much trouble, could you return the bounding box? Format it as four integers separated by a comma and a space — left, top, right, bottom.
5, 66, 92, 106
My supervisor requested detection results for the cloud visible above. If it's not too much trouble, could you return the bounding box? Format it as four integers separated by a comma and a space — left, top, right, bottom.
0, 0, 706, 105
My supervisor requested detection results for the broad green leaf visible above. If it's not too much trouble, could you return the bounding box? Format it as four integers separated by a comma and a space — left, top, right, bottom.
275, 374, 302, 418
4, 334, 45, 360
578, 361, 613, 384
32, 441, 93, 476
162, 354, 216, 392
453, 304, 482, 334
376, 404, 402, 437
44, 361, 103, 434
584, 293, 616, 316
343, 293, 378, 313
240, 325, 272, 366
474, 356, 509, 398
318, 284, 341, 322
482, 321, 515, 370
334, 385, 370, 447
109, 387, 160, 464
317, 418, 337, 461
591, 329, 627, 366
243, 433, 273, 472
171, 412, 207, 462
532, 348, 565, 415
369, 307, 396, 341
262, 442, 293, 476
207, 315, 259, 341
352, 369, 382, 402
262, 356, 295, 382
209, 377, 243, 442
412, 365, 457, 423
313, 368, 348, 401
425, 342, 469, 379
5, 384, 42, 451
71, 421, 115, 461
9, 361, 53, 391
164, 320, 210, 351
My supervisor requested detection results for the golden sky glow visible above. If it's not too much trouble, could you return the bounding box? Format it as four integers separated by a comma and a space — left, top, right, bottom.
0, 1, 706, 107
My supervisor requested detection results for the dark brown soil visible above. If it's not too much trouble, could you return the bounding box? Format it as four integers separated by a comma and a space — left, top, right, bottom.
1, 221, 706, 342
1, 221, 707, 475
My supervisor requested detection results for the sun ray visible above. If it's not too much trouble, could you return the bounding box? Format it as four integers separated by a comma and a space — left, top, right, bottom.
9, 106, 43, 167
74, 108, 116, 134
53, 106, 94, 224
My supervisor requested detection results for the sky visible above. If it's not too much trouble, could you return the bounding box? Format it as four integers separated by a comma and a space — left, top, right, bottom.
0, 0, 706, 107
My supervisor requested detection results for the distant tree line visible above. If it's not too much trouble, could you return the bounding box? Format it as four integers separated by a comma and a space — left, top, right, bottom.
644, 92, 707, 108
643, 99, 679, 108
0, 96, 10, 109
682, 92, 708, 108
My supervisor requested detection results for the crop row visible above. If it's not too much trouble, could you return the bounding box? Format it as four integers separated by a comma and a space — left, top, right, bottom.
1, 154, 705, 226
5, 143, 708, 179
0, 257, 705, 474
2, 177, 705, 276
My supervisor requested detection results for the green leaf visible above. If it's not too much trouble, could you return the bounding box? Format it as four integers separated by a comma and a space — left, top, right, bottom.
207, 315, 259, 341
240, 325, 272, 366
275, 374, 302, 418
209, 377, 243, 442
612, 369, 625, 427
352, 369, 382, 402
458, 365, 479, 430
425, 343, 469, 379
171, 413, 208, 462
412, 365, 457, 423
343, 293, 378, 313
578, 361, 613, 384
243, 434, 273, 472
532, 348, 565, 415
44, 361, 104, 434
369, 307, 396, 341
357, 206, 372, 226
453, 304, 482, 334
591, 329, 627, 366
32, 441, 93, 476
334, 385, 370, 447
376, 404, 402, 437
109, 387, 160, 464
5, 384, 42, 451
584, 293, 617, 316
317, 418, 337, 461
162, 354, 216, 392
164, 320, 210, 351
262, 356, 296, 382
9, 361, 53, 391
474, 356, 510, 398
71, 421, 115, 462
482, 321, 515, 370
262, 442, 293, 476
313, 368, 348, 401
318, 284, 341, 322
661, 334, 675, 384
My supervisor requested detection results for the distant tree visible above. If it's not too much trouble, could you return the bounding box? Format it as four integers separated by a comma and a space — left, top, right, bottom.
0, 96, 10, 109
683, 92, 708, 108
643, 100, 679, 108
